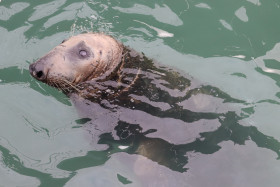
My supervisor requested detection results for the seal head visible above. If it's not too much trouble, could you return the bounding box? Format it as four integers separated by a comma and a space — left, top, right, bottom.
29, 33, 123, 93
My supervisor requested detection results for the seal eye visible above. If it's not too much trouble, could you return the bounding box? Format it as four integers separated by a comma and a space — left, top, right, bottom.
79, 50, 87, 57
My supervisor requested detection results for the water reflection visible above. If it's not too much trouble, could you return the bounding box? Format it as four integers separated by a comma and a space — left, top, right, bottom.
56, 47, 280, 180
58, 111, 280, 175
1, 0, 280, 185
1, 45, 280, 186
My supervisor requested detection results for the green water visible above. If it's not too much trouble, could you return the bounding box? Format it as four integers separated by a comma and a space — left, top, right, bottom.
1, 0, 280, 186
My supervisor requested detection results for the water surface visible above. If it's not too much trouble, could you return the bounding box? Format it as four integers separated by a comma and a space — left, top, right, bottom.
0, 0, 280, 186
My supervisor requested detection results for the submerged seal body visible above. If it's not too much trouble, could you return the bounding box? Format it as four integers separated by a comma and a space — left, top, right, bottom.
28, 33, 280, 183
28, 33, 235, 172
29, 33, 202, 171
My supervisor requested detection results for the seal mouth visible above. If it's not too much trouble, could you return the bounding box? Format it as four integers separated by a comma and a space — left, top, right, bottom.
46, 76, 82, 93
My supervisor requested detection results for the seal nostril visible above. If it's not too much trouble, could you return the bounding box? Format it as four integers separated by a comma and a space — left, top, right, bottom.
36, 71, 44, 79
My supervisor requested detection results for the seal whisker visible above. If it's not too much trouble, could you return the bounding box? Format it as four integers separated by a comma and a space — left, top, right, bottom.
53, 81, 63, 91
57, 80, 71, 93
48, 78, 63, 92
60, 81, 71, 93
62, 79, 81, 92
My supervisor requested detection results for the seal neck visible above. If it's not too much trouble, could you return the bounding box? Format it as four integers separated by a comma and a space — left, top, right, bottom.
69, 46, 142, 101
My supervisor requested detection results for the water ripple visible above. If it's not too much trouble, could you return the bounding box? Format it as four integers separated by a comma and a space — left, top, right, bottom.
0, 0, 280, 186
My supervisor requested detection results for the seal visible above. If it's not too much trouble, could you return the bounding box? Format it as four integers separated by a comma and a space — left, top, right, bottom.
29, 33, 280, 183
28, 33, 223, 172
29, 33, 194, 115
29, 33, 201, 171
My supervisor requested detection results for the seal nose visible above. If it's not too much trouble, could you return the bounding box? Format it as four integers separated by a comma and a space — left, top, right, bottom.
29, 63, 47, 81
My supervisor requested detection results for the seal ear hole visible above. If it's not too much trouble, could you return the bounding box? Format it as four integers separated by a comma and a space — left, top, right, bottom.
61, 39, 67, 44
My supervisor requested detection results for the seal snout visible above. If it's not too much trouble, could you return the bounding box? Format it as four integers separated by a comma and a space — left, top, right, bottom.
29, 62, 47, 81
